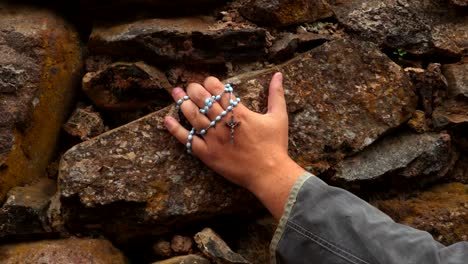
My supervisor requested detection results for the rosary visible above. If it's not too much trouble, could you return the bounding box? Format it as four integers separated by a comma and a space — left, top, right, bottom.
176, 84, 241, 154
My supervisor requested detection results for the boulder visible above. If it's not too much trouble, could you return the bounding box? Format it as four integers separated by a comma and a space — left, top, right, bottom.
82, 62, 173, 111
331, 0, 467, 57
374, 182, 468, 245
57, 38, 415, 237
443, 61, 468, 98
0, 178, 56, 239
154, 240, 173, 257
171, 235, 194, 254
194, 228, 250, 264
329, 132, 456, 184
88, 17, 267, 65
433, 99, 468, 127
448, 0, 468, 6
0, 238, 127, 264
240, 0, 333, 27
152, 255, 210, 264
63, 105, 107, 141
0, 6, 82, 201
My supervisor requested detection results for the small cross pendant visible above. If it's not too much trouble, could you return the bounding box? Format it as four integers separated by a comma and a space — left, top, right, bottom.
225, 115, 240, 144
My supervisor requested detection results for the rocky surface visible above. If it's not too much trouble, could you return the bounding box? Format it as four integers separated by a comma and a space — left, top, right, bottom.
0, 6, 82, 201
88, 17, 268, 65
0, 238, 127, 264
433, 99, 468, 128
57, 38, 416, 238
374, 183, 468, 245
63, 106, 107, 141
82, 62, 172, 111
154, 240, 173, 257
194, 228, 249, 264
443, 61, 468, 98
152, 255, 210, 264
171, 235, 194, 254
329, 132, 456, 184
331, 0, 468, 57
240, 0, 333, 27
236, 217, 276, 264
0, 178, 56, 239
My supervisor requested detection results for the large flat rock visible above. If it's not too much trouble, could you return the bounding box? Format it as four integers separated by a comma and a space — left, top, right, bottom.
329, 132, 457, 183
0, 6, 82, 201
88, 16, 267, 64
331, 0, 467, 57
58, 38, 416, 237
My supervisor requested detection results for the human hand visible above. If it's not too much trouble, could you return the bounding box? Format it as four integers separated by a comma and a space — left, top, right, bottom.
164, 72, 304, 219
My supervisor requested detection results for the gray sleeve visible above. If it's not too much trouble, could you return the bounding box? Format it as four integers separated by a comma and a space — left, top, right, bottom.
270, 172, 468, 264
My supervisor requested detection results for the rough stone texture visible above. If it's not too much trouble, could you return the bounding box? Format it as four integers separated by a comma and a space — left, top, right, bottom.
450, 155, 468, 184
240, 0, 333, 27
171, 235, 194, 254
0, 238, 127, 264
0, 178, 56, 239
330, 132, 456, 183
88, 17, 267, 65
194, 228, 250, 264
57, 38, 416, 237
407, 64, 448, 116
443, 61, 468, 98
433, 99, 468, 127
0, 6, 82, 201
154, 240, 173, 257
152, 255, 210, 264
268, 32, 332, 62
374, 183, 468, 245
236, 217, 276, 264
63, 105, 107, 141
82, 62, 172, 111
449, 0, 468, 6
407, 110, 429, 134
331, 0, 468, 57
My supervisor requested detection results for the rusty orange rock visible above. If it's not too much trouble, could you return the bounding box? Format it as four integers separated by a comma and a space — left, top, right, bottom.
0, 6, 82, 201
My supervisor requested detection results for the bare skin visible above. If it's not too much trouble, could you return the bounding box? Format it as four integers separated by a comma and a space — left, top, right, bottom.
164, 72, 305, 220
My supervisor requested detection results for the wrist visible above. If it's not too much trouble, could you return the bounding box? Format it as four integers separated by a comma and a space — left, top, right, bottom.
245, 156, 305, 219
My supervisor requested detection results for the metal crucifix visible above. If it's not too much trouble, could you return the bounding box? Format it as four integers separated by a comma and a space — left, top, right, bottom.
225, 114, 240, 144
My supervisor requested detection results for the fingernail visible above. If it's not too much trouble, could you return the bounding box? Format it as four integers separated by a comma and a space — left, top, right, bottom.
275, 72, 283, 82
164, 116, 174, 128
171, 87, 183, 96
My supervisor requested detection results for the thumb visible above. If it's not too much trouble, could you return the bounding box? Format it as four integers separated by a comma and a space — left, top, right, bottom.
267, 72, 287, 116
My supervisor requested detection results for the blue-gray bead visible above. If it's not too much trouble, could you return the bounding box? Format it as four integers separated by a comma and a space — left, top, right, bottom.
188, 134, 193, 141
186, 142, 191, 148
233, 102, 238, 106
187, 149, 192, 155
183, 95, 189, 100
227, 105, 233, 111
177, 99, 183, 105
210, 121, 216, 127
237, 97, 241, 102
215, 95, 221, 101
221, 111, 227, 116
215, 116, 221, 121
200, 109, 206, 114
200, 129, 206, 135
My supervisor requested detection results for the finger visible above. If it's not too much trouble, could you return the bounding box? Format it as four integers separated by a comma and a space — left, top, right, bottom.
267, 72, 287, 116
203, 77, 233, 109
164, 116, 207, 155
186, 82, 225, 121
172, 87, 210, 131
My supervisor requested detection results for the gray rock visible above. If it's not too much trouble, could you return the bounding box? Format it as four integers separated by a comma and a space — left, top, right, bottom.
433, 99, 468, 127
88, 17, 267, 64
240, 0, 333, 27
152, 255, 210, 264
443, 61, 468, 98
57, 38, 415, 238
0, 238, 127, 264
330, 132, 456, 182
0, 178, 56, 239
331, 0, 468, 57
195, 228, 250, 264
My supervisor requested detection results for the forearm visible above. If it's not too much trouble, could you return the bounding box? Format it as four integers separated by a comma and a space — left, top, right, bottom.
271, 172, 468, 264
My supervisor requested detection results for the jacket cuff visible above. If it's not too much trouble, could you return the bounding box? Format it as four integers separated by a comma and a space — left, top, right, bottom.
269, 171, 314, 264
